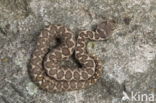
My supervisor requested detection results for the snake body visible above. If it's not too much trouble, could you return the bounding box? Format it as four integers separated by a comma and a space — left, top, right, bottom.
29, 20, 115, 92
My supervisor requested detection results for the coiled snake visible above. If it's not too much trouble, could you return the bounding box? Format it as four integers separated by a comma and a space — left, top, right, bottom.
29, 20, 116, 92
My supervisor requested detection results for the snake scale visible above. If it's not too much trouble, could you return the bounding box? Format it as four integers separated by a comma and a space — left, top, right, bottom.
29, 20, 116, 92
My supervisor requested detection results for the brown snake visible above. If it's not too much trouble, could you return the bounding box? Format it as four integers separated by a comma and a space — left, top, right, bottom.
29, 20, 116, 92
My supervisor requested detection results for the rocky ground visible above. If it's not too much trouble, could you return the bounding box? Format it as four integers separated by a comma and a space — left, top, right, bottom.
0, 0, 156, 103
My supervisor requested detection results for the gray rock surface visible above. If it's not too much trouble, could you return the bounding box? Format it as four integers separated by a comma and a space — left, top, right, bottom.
0, 0, 156, 103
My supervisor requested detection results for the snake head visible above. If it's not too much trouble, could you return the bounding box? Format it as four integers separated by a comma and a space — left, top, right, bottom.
95, 20, 116, 39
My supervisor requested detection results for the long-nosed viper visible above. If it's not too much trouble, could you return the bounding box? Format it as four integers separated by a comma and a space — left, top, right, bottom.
29, 20, 116, 92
